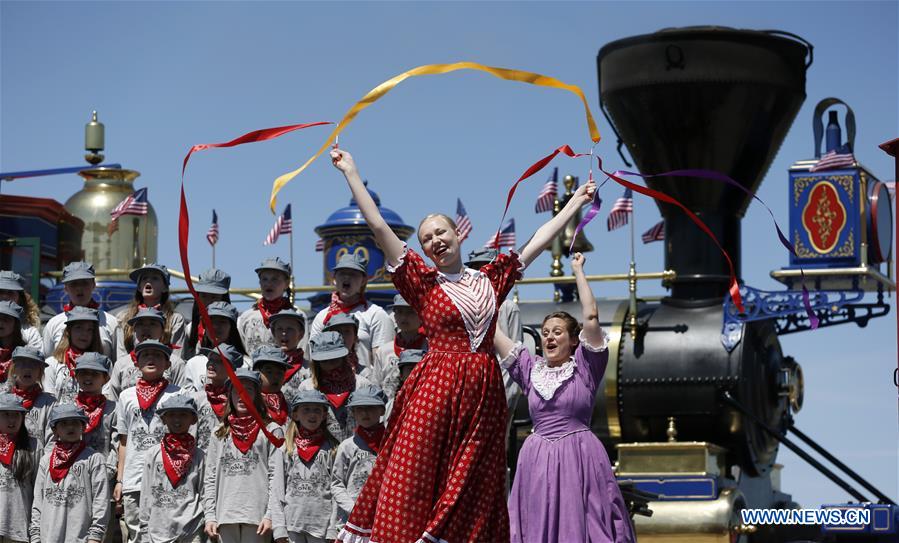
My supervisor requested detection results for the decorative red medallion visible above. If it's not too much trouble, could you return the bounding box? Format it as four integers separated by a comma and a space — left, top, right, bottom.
802, 180, 846, 253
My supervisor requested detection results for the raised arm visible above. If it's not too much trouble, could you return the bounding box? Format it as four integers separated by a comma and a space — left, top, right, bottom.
493, 324, 515, 360
517, 179, 597, 268
571, 253, 602, 346
330, 149, 406, 265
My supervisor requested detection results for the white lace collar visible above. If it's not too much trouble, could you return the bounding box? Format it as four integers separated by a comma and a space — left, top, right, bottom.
531, 356, 576, 401
436, 266, 481, 283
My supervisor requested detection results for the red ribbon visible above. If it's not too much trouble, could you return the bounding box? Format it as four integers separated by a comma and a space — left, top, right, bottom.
179, 123, 332, 448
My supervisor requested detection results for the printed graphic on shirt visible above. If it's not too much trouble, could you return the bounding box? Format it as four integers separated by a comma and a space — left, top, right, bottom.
150, 462, 191, 508
349, 450, 376, 493
55, 376, 79, 403
130, 418, 166, 451
220, 449, 260, 476
44, 471, 87, 508
0, 467, 17, 491
195, 405, 217, 450
287, 464, 329, 498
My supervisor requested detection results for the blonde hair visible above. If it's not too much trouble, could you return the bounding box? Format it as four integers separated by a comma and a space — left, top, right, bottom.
213, 382, 270, 439
416, 213, 458, 244
17, 292, 39, 329
283, 416, 339, 456
53, 322, 102, 360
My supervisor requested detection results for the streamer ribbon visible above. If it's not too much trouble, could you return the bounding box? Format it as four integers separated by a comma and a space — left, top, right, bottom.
270, 62, 601, 212
180, 122, 331, 447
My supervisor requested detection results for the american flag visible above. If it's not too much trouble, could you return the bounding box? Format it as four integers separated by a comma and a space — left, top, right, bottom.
455, 199, 472, 242
315, 239, 325, 252
607, 188, 633, 231
535, 167, 558, 213
810, 146, 856, 172
484, 218, 516, 249
206, 209, 219, 247
264, 204, 292, 245
641, 220, 664, 244
108, 187, 148, 234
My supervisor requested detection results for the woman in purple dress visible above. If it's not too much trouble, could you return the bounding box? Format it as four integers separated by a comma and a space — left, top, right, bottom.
495, 252, 636, 543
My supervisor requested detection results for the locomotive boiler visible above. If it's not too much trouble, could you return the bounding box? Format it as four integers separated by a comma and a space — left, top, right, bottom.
514, 27, 895, 542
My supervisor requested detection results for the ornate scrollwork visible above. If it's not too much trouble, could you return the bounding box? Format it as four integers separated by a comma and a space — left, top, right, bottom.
794, 230, 854, 259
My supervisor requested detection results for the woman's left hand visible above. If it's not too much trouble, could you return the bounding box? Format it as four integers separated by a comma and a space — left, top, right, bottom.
571, 179, 597, 207
571, 252, 586, 274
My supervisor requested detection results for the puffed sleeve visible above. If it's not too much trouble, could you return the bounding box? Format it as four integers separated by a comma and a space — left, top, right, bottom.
574, 329, 610, 392
387, 246, 437, 314
480, 251, 524, 303
499, 342, 535, 394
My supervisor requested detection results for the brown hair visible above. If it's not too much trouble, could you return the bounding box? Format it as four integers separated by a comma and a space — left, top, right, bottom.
541, 311, 582, 355
53, 322, 103, 361
0, 320, 26, 350
284, 416, 339, 456
416, 213, 458, 244
16, 292, 40, 329
7, 423, 35, 482
213, 380, 271, 439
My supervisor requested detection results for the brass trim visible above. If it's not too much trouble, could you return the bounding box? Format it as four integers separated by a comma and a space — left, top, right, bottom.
770, 264, 895, 292
605, 300, 629, 441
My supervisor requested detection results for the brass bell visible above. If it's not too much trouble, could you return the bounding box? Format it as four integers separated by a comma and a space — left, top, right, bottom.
559, 175, 593, 256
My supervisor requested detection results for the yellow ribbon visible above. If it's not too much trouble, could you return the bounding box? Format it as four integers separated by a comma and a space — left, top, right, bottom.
269, 61, 601, 212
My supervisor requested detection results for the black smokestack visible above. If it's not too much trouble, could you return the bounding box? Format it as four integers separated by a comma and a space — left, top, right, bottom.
597, 27, 811, 302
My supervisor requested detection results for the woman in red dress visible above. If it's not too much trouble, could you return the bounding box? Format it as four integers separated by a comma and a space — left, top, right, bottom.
331, 149, 596, 543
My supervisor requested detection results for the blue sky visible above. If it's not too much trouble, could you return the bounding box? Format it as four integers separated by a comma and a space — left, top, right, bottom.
2, 1, 897, 508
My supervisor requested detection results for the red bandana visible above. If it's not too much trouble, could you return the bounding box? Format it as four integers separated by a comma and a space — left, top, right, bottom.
63, 299, 99, 312
355, 424, 385, 455
262, 391, 288, 425
129, 350, 138, 366
228, 414, 261, 454
205, 383, 229, 419
12, 385, 40, 410
394, 329, 427, 357
0, 433, 15, 466
161, 432, 196, 487
75, 392, 106, 435
257, 297, 292, 328
318, 363, 355, 410
283, 349, 305, 382
323, 292, 366, 325
135, 378, 168, 411
0, 348, 11, 384
64, 347, 84, 378
294, 426, 325, 463
49, 441, 86, 482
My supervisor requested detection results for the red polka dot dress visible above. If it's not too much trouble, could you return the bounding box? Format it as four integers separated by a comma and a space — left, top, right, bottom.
338, 247, 521, 543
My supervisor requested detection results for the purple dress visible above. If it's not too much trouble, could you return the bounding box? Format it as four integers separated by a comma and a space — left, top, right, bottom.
503, 331, 636, 543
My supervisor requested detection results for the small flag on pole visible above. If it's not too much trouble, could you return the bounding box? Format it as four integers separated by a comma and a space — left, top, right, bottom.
108, 187, 149, 234
206, 209, 219, 247
455, 199, 473, 242
535, 167, 558, 213
264, 204, 292, 245
641, 220, 664, 244
810, 146, 856, 172
315, 239, 325, 252
484, 218, 516, 249
607, 188, 633, 231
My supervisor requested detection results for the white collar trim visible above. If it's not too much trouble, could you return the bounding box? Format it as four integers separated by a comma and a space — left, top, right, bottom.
531, 356, 576, 401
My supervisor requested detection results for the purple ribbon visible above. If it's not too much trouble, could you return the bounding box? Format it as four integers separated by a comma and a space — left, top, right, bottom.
570, 190, 603, 254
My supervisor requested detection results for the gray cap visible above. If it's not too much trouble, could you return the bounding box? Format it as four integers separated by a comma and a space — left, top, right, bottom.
347, 385, 388, 408
134, 339, 173, 359
75, 352, 112, 375
200, 343, 244, 368
268, 308, 306, 330
232, 367, 261, 387
254, 257, 291, 276
252, 345, 291, 369
49, 404, 89, 428
386, 294, 410, 309
332, 252, 367, 274
0, 301, 23, 323
62, 261, 96, 283
65, 306, 99, 324
127, 306, 165, 326
12, 346, 46, 366
323, 312, 358, 331
0, 271, 24, 292
157, 394, 199, 417
195, 268, 231, 295
309, 331, 349, 361
207, 301, 239, 322
0, 392, 27, 413
289, 389, 330, 410
466, 247, 498, 268
130, 263, 171, 285
398, 349, 426, 367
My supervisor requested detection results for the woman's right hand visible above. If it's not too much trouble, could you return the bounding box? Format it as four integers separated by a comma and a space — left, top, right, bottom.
205, 521, 219, 539
571, 252, 586, 275
330, 148, 357, 175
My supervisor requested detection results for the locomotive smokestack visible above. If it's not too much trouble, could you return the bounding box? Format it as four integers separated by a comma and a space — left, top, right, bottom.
597, 27, 811, 301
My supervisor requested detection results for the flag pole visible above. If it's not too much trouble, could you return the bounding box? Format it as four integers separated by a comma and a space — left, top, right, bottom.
628, 198, 638, 339
289, 227, 295, 306
212, 243, 216, 269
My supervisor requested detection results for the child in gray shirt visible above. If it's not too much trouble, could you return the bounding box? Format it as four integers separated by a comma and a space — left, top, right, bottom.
0, 393, 40, 543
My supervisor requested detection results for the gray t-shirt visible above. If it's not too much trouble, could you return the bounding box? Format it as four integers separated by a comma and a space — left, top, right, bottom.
0, 436, 40, 542
30, 445, 110, 543
138, 444, 206, 543
269, 442, 337, 541
42, 310, 119, 360
298, 375, 372, 442
330, 434, 377, 534
202, 422, 282, 526
104, 353, 188, 402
